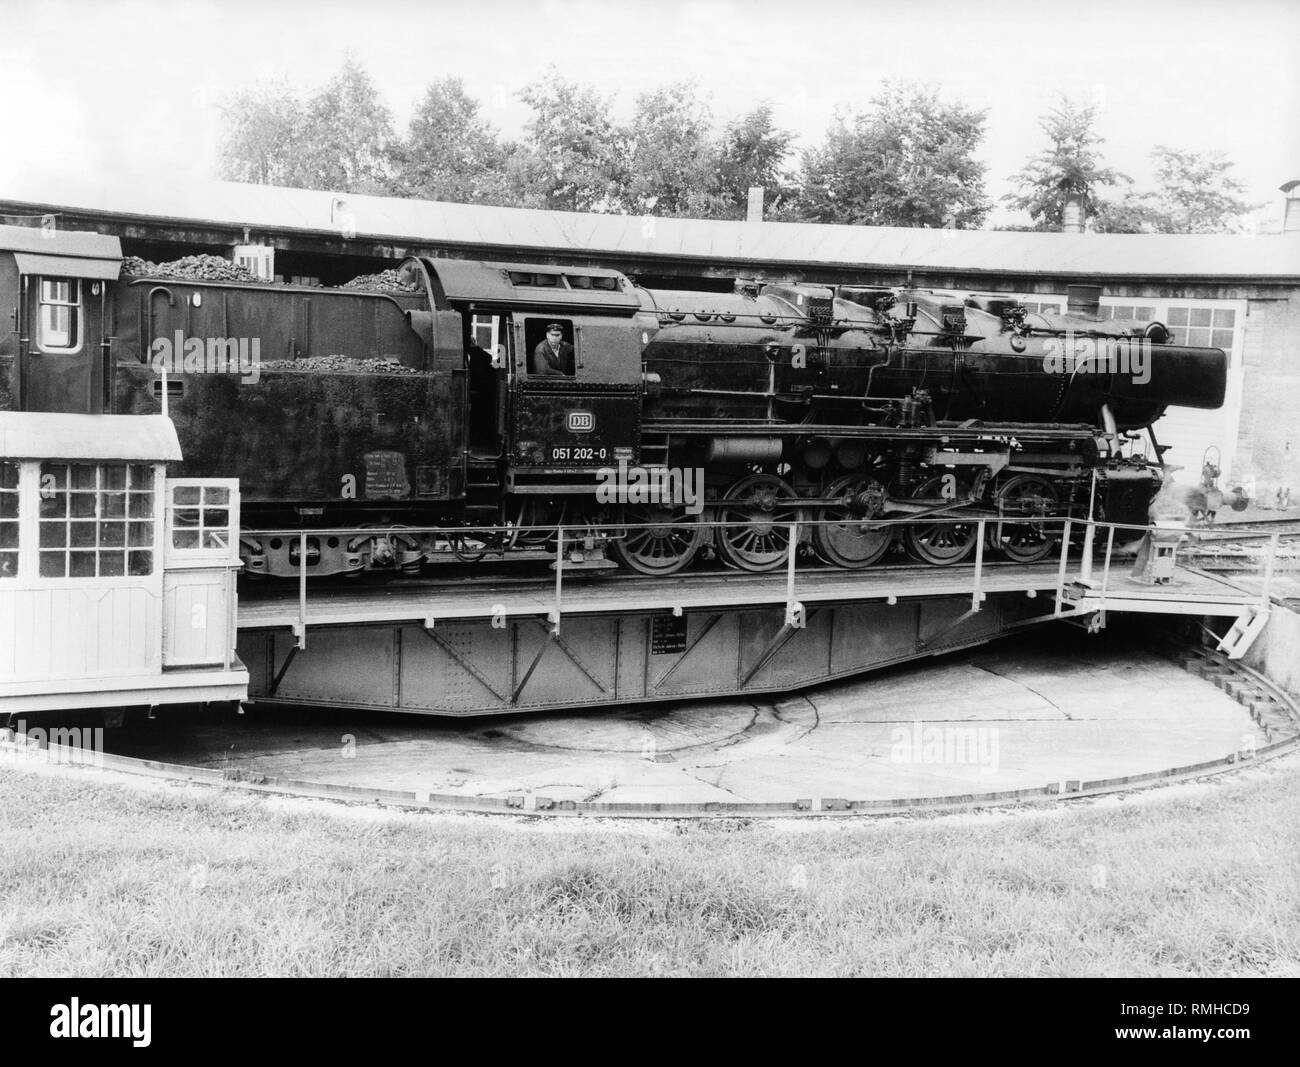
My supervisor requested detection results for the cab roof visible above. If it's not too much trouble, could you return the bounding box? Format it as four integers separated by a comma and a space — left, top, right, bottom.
406, 257, 641, 315
0, 223, 122, 280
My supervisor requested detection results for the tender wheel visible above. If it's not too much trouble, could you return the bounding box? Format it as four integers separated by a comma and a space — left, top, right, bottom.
610, 504, 703, 576
813, 475, 894, 569
903, 475, 977, 565
716, 474, 799, 572
987, 475, 1059, 563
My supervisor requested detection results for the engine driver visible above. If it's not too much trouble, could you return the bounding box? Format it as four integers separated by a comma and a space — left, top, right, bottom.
531, 323, 575, 376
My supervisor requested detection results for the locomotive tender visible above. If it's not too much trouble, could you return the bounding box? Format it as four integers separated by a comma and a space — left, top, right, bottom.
0, 224, 1228, 577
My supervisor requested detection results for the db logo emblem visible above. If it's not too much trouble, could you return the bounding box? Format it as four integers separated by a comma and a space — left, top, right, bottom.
567, 411, 594, 433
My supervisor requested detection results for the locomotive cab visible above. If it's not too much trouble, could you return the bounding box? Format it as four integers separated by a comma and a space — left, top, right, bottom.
0, 224, 123, 415
401, 258, 643, 496
508, 309, 641, 484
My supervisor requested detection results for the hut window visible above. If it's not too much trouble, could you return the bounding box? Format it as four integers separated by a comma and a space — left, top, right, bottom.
37, 463, 155, 578
170, 484, 231, 551
0, 462, 18, 579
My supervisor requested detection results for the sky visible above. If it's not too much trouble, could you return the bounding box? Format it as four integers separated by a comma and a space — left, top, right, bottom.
2, 0, 1298, 227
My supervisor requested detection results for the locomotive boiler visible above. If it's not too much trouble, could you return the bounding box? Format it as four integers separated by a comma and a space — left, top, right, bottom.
0, 224, 1228, 578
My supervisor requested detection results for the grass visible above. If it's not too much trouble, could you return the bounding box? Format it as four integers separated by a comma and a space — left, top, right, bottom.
2, 758, 1299, 976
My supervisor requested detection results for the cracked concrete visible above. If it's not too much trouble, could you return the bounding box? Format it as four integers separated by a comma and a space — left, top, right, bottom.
970, 662, 1067, 716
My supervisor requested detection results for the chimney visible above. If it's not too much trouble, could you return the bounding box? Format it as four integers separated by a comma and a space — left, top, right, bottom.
1062, 194, 1084, 234
746, 186, 764, 223
1282, 180, 1300, 234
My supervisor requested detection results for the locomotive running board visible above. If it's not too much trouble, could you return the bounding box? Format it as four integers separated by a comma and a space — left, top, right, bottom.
643, 420, 1098, 443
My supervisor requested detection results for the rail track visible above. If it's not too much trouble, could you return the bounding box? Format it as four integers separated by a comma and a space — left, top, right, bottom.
1195, 518, 1300, 537
1184, 518, 1300, 574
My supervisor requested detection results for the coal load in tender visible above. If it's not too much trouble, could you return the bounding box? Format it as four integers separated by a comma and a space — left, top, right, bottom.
339, 268, 423, 293
120, 257, 424, 294
257, 355, 424, 375
120, 254, 260, 282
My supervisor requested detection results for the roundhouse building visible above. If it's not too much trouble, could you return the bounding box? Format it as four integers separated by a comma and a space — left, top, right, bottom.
2, 177, 1298, 500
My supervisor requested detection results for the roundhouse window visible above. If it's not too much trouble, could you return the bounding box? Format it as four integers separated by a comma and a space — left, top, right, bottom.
1099, 305, 1156, 323
1166, 306, 1236, 355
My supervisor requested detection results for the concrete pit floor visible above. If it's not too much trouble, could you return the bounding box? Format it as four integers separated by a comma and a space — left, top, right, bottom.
99, 623, 1271, 808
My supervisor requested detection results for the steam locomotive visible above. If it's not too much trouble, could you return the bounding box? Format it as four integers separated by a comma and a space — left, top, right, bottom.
0, 224, 1228, 577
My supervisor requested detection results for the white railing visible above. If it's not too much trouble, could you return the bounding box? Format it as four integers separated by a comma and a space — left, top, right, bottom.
251, 513, 1282, 650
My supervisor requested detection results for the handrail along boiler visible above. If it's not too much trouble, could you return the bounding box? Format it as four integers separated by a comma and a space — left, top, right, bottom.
0, 225, 1229, 578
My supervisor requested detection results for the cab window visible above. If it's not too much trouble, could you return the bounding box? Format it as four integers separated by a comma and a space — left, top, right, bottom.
470, 314, 501, 354
525, 318, 576, 378
37, 277, 82, 353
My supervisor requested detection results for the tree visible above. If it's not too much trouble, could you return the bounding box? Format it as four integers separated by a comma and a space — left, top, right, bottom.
512, 70, 628, 212
622, 82, 724, 217
1147, 147, 1261, 233
794, 83, 990, 228
1090, 197, 1169, 234
392, 77, 513, 205
713, 103, 797, 220
1091, 147, 1263, 234
293, 56, 397, 194
1004, 96, 1128, 230
216, 79, 304, 186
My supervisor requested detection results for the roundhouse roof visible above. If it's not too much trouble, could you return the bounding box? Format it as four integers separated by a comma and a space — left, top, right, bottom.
2, 176, 1298, 282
